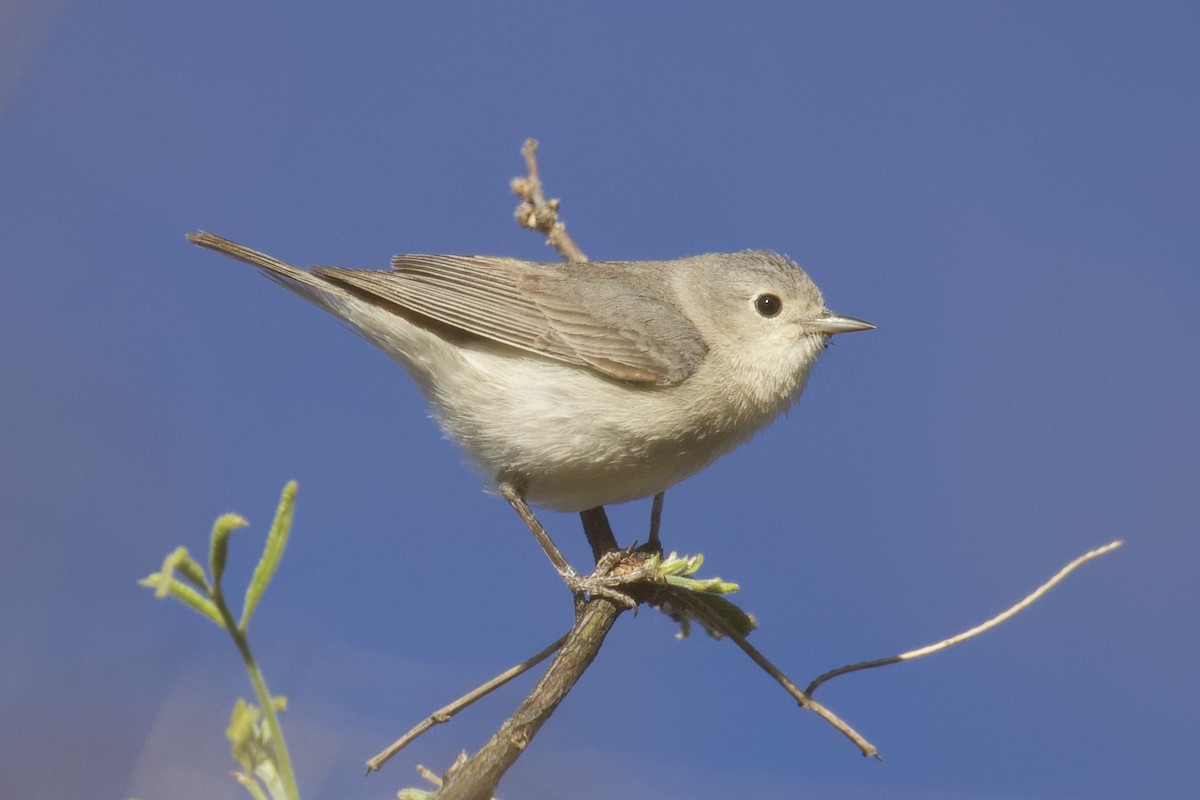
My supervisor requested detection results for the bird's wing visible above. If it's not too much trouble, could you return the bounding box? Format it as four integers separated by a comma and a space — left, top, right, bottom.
313, 255, 706, 384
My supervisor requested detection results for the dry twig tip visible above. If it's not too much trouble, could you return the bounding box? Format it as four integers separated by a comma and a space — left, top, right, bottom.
806, 540, 1125, 695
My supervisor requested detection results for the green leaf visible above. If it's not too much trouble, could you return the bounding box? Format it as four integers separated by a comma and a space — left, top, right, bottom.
139, 570, 225, 627
227, 698, 262, 773
663, 573, 740, 593
654, 551, 740, 594
240, 482, 297, 631
647, 550, 755, 640
233, 771, 271, 800
397, 790, 436, 800
653, 551, 704, 577
689, 591, 757, 639
227, 698, 290, 800
150, 546, 210, 594
210, 513, 249, 591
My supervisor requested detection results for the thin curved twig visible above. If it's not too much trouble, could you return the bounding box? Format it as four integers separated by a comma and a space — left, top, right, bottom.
806, 540, 1124, 695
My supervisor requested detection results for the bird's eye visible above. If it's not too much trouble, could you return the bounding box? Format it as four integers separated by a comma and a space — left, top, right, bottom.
754, 293, 783, 317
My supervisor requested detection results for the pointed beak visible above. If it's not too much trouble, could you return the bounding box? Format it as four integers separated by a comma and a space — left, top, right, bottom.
811, 311, 875, 335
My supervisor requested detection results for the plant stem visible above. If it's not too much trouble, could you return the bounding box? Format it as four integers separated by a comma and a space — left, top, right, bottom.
216, 589, 300, 800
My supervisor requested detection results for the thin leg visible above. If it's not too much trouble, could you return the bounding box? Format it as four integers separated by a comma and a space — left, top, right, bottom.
648, 491, 665, 548
498, 482, 650, 608
498, 481, 574, 576
579, 506, 618, 563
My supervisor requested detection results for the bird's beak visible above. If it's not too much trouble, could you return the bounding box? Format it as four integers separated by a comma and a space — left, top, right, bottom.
811, 312, 875, 334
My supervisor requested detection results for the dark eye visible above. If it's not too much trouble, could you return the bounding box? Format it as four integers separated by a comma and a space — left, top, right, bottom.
754, 293, 782, 317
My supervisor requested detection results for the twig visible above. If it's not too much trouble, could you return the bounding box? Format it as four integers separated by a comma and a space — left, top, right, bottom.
806, 540, 1125, 695
416, 764, 443, 785
511, 139, 588, 263
412, 757, 499, 800
670, 590, 879, 759
434, 512, 626, 800
366, 633, 569, 773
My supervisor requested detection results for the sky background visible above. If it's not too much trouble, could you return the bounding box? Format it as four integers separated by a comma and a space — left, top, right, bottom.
1, 3, 1197, 799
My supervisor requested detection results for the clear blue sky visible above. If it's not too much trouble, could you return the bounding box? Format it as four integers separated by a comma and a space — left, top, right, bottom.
2, 3, 1197, 799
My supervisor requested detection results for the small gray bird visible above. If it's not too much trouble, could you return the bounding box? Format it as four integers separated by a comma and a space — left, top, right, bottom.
188, 232, 871, 590
188, 232, 872, 509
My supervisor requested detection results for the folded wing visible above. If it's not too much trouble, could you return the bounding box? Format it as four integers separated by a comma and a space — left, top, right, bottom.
313, 255, 706, 385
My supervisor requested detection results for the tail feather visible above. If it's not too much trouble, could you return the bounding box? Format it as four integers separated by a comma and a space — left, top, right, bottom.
186, 231, 351, 312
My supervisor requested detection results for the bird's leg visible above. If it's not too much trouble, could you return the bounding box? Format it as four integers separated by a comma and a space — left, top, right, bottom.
498, 483, 655, 608
648, 491, 665, 549
497, 481, 573, 574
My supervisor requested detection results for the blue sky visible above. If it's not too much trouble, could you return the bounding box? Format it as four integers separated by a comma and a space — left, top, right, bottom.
2, 3, 1197, 799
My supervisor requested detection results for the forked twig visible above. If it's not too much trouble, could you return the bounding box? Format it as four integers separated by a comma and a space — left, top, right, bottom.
661, 540, 1124, 760
805, 539, 1125, 695
670, 590, 879, 758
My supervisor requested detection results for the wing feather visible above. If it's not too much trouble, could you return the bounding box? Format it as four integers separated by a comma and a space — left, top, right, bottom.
312, 255, 705, 384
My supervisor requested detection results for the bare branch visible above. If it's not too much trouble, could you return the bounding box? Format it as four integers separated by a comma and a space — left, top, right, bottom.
670, 590, 879, 759
806, 540, 1125, 695
511, 139, 588, 263
435, 553, 625, 799
366, 633, 569, 773
411, 757, 499, 800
